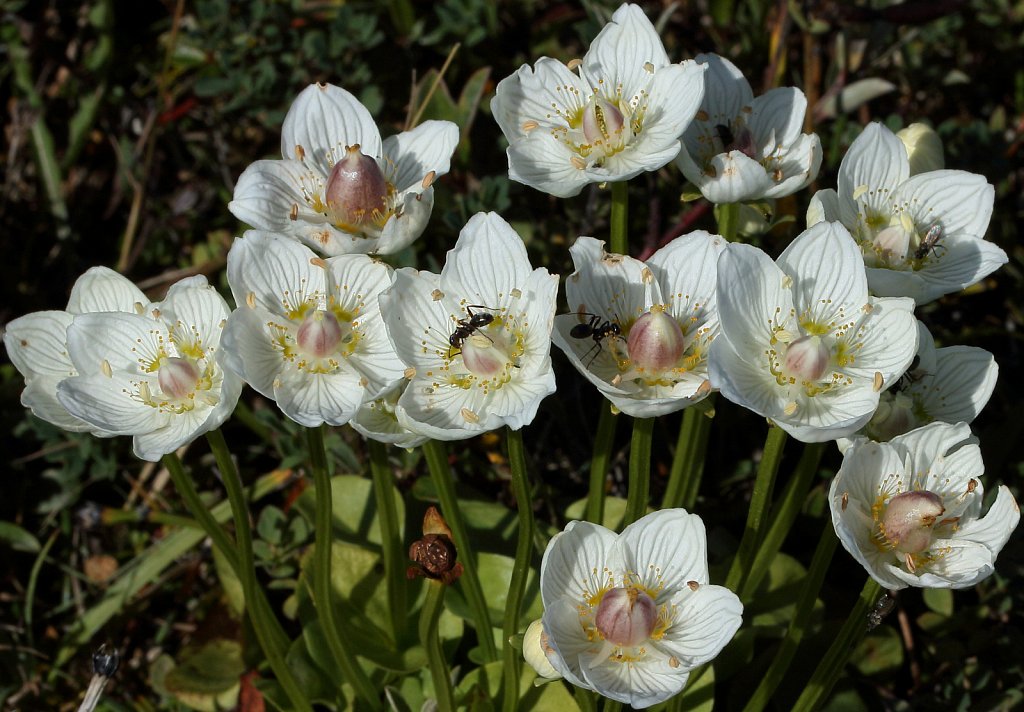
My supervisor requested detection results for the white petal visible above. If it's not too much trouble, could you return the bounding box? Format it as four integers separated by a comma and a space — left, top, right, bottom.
226, 231, 326, 314
228, 159, 323, 233
56, 372, 163, 435
715, 242, 790, 345
777, 221, 868, 323
515, 269, 560, 380
540, 520, 620, 607
895, 170, 994, 240
441, 213, 533, 309
709, 333, 786, 420
491, 58, 587, 141
65, 312, 161, 373
540, 597, 595, 691
692, 152, 773, 204
274, 368, 364, 427
892, 421, 975, 472
837, 122, 909, 227
619, 61, 707, 170
564, 236, 658, 326
762, 132, 822, 199
506, 133, 590, 198
780, 387, 880, 443
374, 187, 434, 254
67, 266, 147, 314
18, 375, 95, 432
618, 509, 710, 594
894, 538, 996, 589
955, 486, 1020, 560
694, 53, 753, 123
839, 296, 918, 383
220, 307, 284, 397
582, 4, 671, 96
393, 399, 482, 442
384, 120, 459, 193
748, 87, 807, 149
919, 346, 997, 423
280, 83, 382, 176
807, 188, 841, 225
131, 409, 210, 462
157, 278, 231, 350
4, 311, 75, 379
579, 654, 687, 709
656, 584, 743, 668
395, 378, 501, 439
379, 268, 451, 370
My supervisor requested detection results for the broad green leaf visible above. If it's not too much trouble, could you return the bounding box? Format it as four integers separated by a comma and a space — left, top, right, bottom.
211, 543, 245, 617
295, 474, 405, 548
922, 587, 954, 617
852, 626, 904, 675
564, 497, 627, 531
0, 521, 40, 553
158, 639, 244, 711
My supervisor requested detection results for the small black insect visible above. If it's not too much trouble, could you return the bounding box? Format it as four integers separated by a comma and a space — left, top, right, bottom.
570, 313, 622, 366
92, 644, 120, 678
866, 591, 897, 631
895, 355, 923, 392
714, 123, 734, 146
914, 224, 943, 260
448, 305, 495, 354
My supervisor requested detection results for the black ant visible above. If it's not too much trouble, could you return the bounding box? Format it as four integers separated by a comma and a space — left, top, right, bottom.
714, 123, 734, 146
570, 313, 622, 366
447, 305, 495, 356
895, 355, 925, 392
914, 224, 943, 260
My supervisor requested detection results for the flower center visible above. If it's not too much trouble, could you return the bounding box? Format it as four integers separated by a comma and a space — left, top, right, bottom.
594, 587, 658, 647
296, 310, 347, 358
878, 490, 945, 554
460, 329, 514, 379
157, 357, 201, 400
627, 308, 686, 373
324, 145, 393, 231
865, 391, 921, 441
582, 95, 627, 152
781, 335, 831, 382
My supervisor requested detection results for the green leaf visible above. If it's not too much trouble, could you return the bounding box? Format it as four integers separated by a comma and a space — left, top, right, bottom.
294, 474, 405, 548
0, 521, 40, 553
852, 626, 904, 675
442, 552, 541, 627
157, 639, 245, 711
922, 587, 954, 617
211, 542, 245, 617
565, 496, 627, 531
676, 663, 715, 712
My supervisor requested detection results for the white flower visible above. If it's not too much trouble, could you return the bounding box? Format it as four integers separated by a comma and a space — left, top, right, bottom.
896, 122, 943, 175
859, 321, 998, 442
710, 221, 918, 442
54, 276, 242, 462
379, 212, 558, 440
3, 266, 148, 433
676, 53, 822, 204
807, 122, 1007, 304
551, 233, 724, 418
221, 231, 404, 428
490, 3, 705, 198
830, 422, 1019, 589
350, 381, 428, 449
539, 509, 742, 708
229, 83, 459, 256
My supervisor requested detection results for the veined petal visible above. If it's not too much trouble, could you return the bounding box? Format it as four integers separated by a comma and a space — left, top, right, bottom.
694, 53, 753, 123
372, 186, 434, 255
67, 266, 147, 314
777, 221, 868, 324
581, 4, 670, 98
393, 398, 483, 442
762, 132, 822, 199
65, 312, 161, 373
840, 296, 917, 383
19, 376, 96, 432
893, 421, 975, 472
274, 368, 364, 427
131, 408, 210, 462
579, 655, 687, 709
515, 269, 560, 380
565, 236, 659, 327
220, 307, 285, 398
691, 152, 773, 204
4, 311, 75, 379
893, 538, 995, 589
441, 212, 533, 311
540, 520, 620, 607
229, 159, 325, 233
837, 122, 910, 227
379, 268, 451, 370
56, 372, 163, 435
954, 486, 1020, 560
281, 83, 382, 176
656, 584, 743, 668
540, 597, 596, 690
715, 243, 791, 344
396, 377, 505, 439
748, 87, 807, 150
619, 509, 709, 595
619, 61, 706, 165
875, 233, 1008, 304
807, 188, 842, 225
781, 386, 879, 442
491, 58, 588, 140
920, 346, 997, 423
709, 334, 788, 419
227, 231, 327, 313
157, 278, 231, 350
384, 120, 459, 193
646, 231, 724, 331
895, 170, 994, 240
506, 134, 590, 198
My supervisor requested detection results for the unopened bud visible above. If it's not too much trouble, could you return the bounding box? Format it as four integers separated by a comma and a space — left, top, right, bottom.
627, 309, 685, 372
523, 619, 562, 680
782, 335, 831, 382
897, 123, 944, 175
296, 310, 344, 358
582, 96, 625, 146
881, 490, 945, 553
594, 587, 658, 647
324, 145, 388, 226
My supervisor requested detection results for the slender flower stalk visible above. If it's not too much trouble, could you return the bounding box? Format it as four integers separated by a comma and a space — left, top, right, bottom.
367, 439, 407, 644
716, 202, 740, 241
585, 403, 618, 524
574, 688, 597, 712
662, 401, 714, 510
623, 417, 654, 527
724, 426, 787, 592
307, 426, 382, 710
742, 524, 839, 712
502, 427, 535, 712
162, 451, 312, 712
421, 439, 499, 660
790, 577, 882, 712
420, 580, 456, 712
741, 442, 825, 600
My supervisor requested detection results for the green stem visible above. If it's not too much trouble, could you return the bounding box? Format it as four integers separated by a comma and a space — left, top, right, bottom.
502, 428, 534, 712
716, 202, 740, 242
307, 427, 382, 710
164, 451, 312, 712
368, 439, 406, 645
623, 417, 654, 528
662, 400, 714, 510
421, 581, 456, 712
574, 688, 597, 712
422, 439, 499, 661
740, 442, 826, 601
603, 700, 623, 712
743, 523, 838, 712
724, 425, 787, 592
609, 180, 629, 255
791, 576, 882, 712
585, 402, 618, 524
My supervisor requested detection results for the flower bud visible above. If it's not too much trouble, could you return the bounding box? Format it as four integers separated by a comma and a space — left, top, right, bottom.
460, 332, 509, 378
296, 310, 344, 358
595, 587, 658, 647
324, 145, 388, 227
158, 357, 201, 399
897, 123, 944, 175
782, 335, 830, 382
523, 619, 562, 680
627, 309, 685, 372
881, 490, 945, 553
582, 96, 626, 146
